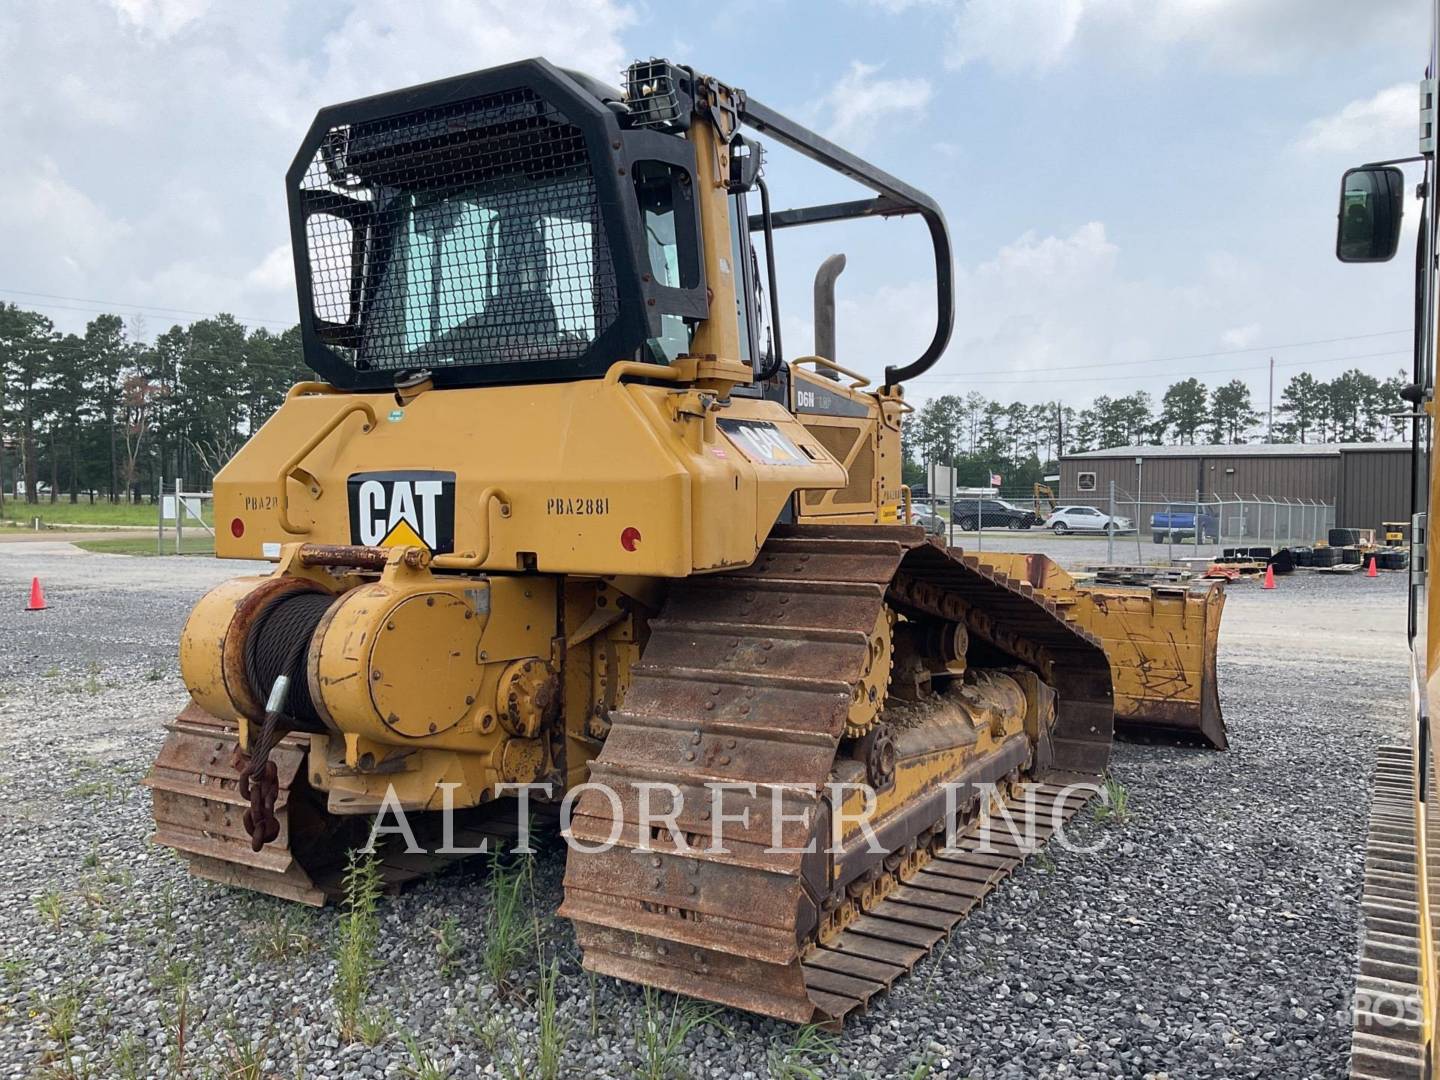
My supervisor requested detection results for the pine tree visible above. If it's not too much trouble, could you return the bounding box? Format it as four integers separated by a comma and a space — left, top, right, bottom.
1208, 380, 1259, 443
1159, 378, 1208, 444
1276, 372, 1326, 443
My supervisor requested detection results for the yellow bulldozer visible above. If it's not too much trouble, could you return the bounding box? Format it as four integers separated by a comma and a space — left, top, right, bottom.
1329, 8, 1438, 1075
145, 57, 1225, 1024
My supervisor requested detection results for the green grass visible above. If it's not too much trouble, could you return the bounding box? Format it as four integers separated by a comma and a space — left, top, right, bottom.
768, 1024, 839, 1080
219, 1029, 271, 1080
1093, 775, 1132, 825
482, 858, 535, 995
433, 913, 462, 979
0, 500, 211, 528
356, 1009, 393, 1048
400, 1032, 452, 1079
109, 1032, 145, 1080
74, 536, 214, 557
1, 956, 27, 990
535, 954, 566, 1080
252, 905, 319, 962
35, 890, 64, 930
335, 851, 383, 1042
160, 962, 192, 1077
68, 779, 115, 799
633, 987, 722, 1080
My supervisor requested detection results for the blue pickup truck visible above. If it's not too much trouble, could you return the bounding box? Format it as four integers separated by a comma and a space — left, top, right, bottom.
1150, 505, 1219, 543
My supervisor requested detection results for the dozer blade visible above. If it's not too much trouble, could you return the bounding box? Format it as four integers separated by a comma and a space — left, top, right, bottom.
972, 552, 1227, 750
561, 525, 1114, 1026
143, 703, 339, 906
1077, 581, 1226, 750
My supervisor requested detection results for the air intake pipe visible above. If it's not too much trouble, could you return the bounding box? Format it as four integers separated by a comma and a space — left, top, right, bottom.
812, 253, 846, 381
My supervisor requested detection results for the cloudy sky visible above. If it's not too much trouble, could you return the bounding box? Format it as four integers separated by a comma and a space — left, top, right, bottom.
0, 0, 1428, 408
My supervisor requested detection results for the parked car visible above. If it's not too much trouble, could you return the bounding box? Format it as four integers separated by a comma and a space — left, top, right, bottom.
1150, 504, 1220, 543
907, 499, 947, 537
951, 498, 1038, 531
1046, 505, 1134, 535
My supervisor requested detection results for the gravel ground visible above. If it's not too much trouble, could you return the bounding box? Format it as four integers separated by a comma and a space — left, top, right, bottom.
0, 543, 1410, 1079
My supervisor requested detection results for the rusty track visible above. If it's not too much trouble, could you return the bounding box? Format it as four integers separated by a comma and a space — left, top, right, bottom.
145, 706, 521, 904
1349, 744, 1427, 1080
560, 524, 1113, 1023
801, 781, 1093, 1023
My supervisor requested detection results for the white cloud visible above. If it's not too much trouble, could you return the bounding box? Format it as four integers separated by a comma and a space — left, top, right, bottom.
108, 0, 210, 39
862, 0, 941, 11
319, 0, 633, 103
982, 221, 1117, 288
822, 61, 933, 143
0, 0, 633, 333
1295, 83, 1415, 156
246, 244, 295, 295
825, 220, 1328, 407
900, 0, 1425, 74
947, 0, 1084, 73
0, 159, 132, 277
1221, 324, 1261, 350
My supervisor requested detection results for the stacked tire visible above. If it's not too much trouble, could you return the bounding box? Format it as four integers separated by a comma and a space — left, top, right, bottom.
1376, 549, 1410, 571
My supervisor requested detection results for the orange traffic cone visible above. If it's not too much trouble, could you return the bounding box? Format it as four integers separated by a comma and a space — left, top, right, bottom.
1367, 556, 1378, 578
25, 577, 46, 611
1263, 564, 1276, 590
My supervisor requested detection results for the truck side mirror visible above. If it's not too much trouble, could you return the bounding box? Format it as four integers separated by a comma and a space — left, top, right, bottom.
1336, 166, 1405, 263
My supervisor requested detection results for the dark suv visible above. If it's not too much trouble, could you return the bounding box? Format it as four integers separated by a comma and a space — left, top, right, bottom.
952, 498, 1038, 531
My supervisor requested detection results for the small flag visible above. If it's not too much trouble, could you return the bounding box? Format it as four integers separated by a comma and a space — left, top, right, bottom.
989, 473, 1002, 487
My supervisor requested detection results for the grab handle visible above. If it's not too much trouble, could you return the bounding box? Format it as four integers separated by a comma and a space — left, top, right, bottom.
277, 401, 376, 534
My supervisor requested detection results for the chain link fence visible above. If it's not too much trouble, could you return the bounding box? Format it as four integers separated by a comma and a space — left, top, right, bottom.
986, 487, 1335, 558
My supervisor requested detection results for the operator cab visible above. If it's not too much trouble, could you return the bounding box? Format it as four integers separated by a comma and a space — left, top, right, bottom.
288, 58, 951, 397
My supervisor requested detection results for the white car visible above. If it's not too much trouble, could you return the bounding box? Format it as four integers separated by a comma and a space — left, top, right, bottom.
906, 500, 947, 536
1046, 505, 1134, 535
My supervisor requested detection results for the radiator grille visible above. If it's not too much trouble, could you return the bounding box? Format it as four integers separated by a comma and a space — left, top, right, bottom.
301, 87, 619, 372
802, 424, 875, 509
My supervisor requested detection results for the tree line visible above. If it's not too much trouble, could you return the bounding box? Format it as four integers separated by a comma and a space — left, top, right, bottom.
902, 371, 1410, 492
0, 303, 306, 507
0, 297, 1410, 509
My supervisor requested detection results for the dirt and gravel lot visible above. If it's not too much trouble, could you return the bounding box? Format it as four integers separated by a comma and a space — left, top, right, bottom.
0, 540, 1410, 1079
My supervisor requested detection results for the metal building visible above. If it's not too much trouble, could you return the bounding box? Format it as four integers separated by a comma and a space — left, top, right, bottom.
1058, 443, 1414, 530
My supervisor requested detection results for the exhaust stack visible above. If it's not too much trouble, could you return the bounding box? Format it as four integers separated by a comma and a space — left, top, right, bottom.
812, 254, 846, 380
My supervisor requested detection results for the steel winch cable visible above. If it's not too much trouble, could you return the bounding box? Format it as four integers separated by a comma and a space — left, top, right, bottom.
238, 589, 336, 851
244, 590, 334, 732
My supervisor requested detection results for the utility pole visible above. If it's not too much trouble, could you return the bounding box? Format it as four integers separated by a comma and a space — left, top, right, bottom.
1267, 356, 1274, 441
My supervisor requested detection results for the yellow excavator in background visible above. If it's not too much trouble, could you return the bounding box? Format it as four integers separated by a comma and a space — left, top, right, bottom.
1033, 482, 1058, 518
146, 57, 1225, 1024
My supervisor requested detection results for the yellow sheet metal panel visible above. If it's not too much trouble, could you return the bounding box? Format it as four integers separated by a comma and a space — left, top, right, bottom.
214, 380, 844, 577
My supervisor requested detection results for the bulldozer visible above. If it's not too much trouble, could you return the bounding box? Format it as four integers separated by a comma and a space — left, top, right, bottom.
145, 57, 1224, 1024
1330, 8, 1440, 1076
